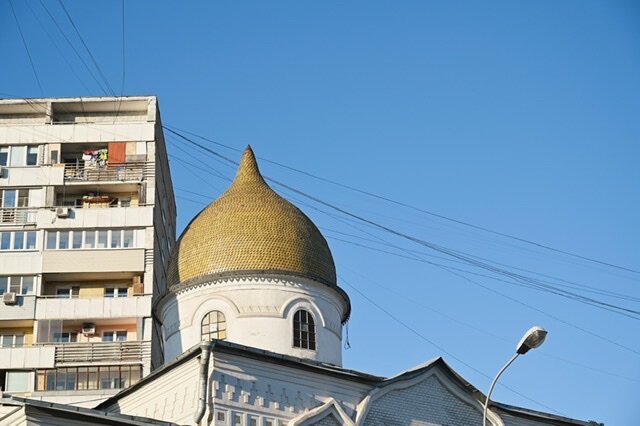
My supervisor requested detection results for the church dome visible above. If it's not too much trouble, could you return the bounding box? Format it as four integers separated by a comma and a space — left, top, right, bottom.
169, 146, 337, 287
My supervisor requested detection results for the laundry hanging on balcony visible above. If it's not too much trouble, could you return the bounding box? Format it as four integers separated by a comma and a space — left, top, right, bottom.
82, 149, 109, 168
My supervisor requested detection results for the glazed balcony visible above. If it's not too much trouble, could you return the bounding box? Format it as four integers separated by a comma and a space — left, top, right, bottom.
35, 294, 151, 321
53, 340, 151, 365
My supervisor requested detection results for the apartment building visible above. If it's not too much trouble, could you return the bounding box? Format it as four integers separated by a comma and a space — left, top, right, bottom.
0, 96, 176, 406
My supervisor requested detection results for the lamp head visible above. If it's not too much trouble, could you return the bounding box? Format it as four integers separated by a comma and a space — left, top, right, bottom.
516, 326, 547, 355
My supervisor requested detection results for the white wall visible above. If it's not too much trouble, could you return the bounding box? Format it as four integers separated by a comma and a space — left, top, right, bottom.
160, 276, 348, 366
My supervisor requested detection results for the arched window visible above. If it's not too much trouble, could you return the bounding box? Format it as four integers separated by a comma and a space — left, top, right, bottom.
201, 311, 227, 341
293, 310, 316, 350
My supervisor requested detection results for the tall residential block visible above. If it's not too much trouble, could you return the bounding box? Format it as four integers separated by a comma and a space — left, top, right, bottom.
0, 96, 176, 406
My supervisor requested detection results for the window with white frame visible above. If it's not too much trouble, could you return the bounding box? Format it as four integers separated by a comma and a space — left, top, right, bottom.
293, 310, 316, 350
105, 287, 128, 298
55, 286, 79, 299
102, 331, 127, 342
0, 333, 25, 348
0, 231, 37, 250
0, 276, 35, 295
0, 188, 31, 208
45, 229, 137, 250
53, 332, 78, 343
0, 145, 38, 167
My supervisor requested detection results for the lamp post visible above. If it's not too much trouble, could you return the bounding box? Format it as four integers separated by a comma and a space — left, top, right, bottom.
482, 326, 548, 426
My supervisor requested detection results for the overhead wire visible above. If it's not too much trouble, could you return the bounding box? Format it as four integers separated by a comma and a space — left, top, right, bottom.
38, 0, 109, 95
340, 275, 563, 415
57, 0, 116, 96
164, 157, 640, 382
9, 0, 44, 95
339, 265, 640, 384
165, 127, 640, 321
164, 128, 640, 354
23, 1, 92, 96
163, 124, 640, 277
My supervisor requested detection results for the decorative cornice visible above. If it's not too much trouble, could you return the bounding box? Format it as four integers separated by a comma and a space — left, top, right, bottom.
161, 272, 351, 323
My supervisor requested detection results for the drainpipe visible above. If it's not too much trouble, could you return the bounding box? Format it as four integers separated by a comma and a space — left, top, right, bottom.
194, 342, 212, 425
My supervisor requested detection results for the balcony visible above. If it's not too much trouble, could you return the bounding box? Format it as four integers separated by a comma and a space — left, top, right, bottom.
0, 345, 55, 368
63, 162, 152, 184
35, 295, 151, 321
0, 207, 37, 226
54, 340, 150, 365
42, 248, 145, 273
38, 205, 153, 229
0, 295, 36, 320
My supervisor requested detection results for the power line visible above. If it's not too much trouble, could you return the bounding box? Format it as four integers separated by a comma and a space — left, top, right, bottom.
339, 265, 640, 384
340, 275, 563, 415
57, 0, 115, 95
165, 128, 640, 355
166, 128, 640, 322
23, 1, 92, 95
164, 124, 640, 276
38, 0, 109, 95
9, 0, 44, 95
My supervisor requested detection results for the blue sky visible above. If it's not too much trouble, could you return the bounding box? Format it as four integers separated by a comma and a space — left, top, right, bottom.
2, 1, 639, 424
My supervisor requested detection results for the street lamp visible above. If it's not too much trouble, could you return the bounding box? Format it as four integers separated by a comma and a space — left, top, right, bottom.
482, 326, 548, 426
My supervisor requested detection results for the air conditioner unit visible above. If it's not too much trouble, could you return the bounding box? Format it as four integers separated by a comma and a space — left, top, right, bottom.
3, 292, 17, 305
82, 323, 96, 335
56, 207, 70, 218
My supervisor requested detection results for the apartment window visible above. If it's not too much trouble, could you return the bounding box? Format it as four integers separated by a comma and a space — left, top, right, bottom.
73, 231, 82, 248
58, 231, 69, 249
45, 229, 138, 250
0, 276, 35, 295
97, 230, 108, 248
52, 332, 78, 343
55, 286, 79, 299
0, 189, 30, 208
83, 230, 95, 248
263, 419, 276, 426
249, 416, 259, 426
216, 411, 227, 424
293, 310, 316, 350
0, 231, 37, 251
36, 366, 142, 392
0, 334, 25, 348
105, 287, 128, 298
102, 331, 127, 342
201, 311, 227, 341
0, 145, 38, 167
123, 229, 134, 247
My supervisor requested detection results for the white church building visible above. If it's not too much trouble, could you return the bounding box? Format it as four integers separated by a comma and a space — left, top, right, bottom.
0, 147, 591, 425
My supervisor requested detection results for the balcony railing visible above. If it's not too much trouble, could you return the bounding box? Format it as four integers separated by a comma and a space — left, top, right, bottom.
54, 340, 150, 364
0, 207, 37, 225
63, 162, 151, 182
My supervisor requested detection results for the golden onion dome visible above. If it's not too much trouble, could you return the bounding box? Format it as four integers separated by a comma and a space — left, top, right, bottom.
169, 146, 337, 288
